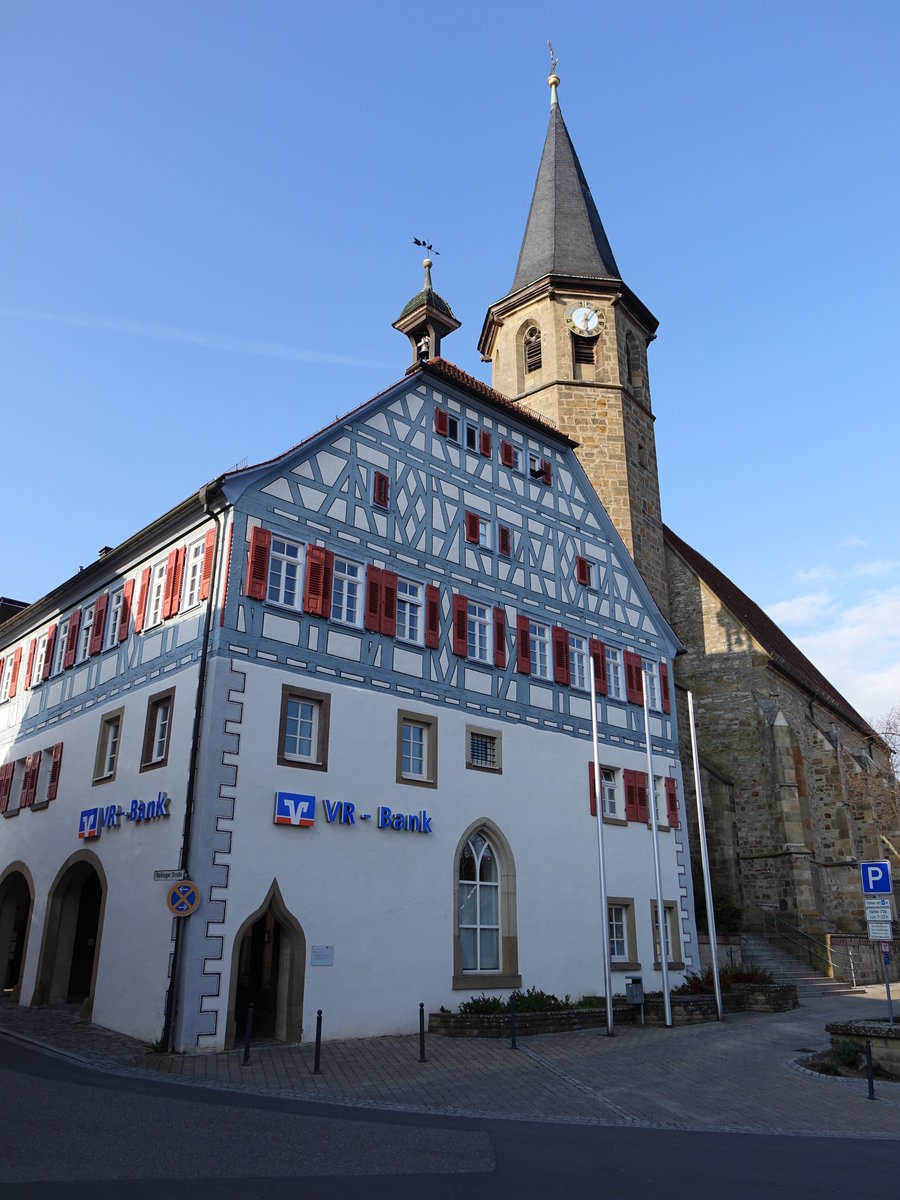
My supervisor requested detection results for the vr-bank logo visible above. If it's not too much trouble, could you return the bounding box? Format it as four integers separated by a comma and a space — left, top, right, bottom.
78, 808, 101, 839
274, 792, 315, 828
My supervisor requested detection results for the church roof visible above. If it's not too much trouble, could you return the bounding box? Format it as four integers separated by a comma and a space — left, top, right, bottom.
663, 525, 876, 739
398, 287, 456, 322
509, 91, 621, 294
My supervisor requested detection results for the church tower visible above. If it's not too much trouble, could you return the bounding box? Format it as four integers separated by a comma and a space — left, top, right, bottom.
478, 70, 669, 615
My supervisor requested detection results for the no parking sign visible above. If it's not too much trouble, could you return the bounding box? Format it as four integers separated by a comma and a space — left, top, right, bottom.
167, 881, 200, 916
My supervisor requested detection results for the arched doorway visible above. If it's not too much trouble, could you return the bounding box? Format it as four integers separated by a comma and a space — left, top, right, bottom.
32, 855, 107, 1019
226, 882, 305, 1048
0, 866, 33, 999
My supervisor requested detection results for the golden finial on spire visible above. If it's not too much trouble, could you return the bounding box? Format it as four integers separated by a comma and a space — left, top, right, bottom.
547, 40, 560, 105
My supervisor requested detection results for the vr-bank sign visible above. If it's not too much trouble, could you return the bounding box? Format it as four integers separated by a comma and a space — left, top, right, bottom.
274, 792, 432, 835
78, 792, 171, 839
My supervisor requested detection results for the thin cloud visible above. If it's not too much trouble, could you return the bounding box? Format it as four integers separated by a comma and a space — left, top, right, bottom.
0, 308, 386, 369
852, 559, 899, 578
839, 536, 866, 550
793, 565, 834, 584
765, 592, 832, 627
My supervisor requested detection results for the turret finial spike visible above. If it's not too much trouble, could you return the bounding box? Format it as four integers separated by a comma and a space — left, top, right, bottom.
547, 40, 560, 107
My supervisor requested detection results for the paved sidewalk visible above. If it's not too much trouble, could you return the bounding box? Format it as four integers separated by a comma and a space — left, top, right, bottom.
2, 987, 899, 1137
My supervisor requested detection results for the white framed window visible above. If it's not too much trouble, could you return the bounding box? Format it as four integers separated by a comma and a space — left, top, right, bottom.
182, 538, 206, 610
569, 634, 588, 690
608, 904, 627, 960
643, 658, 660, 710
396, 579, 423, 644
651, 901, 682, 967
529, 620, 551, 679
77, 603, 95, 663
331, 557, 362, 626
602, 767, 619, 817
605, 645, 624, 701
475, 517, 491, 549
396, 710, 437, 786
0, 658, 12, 703
458, 831, 500, 972
267, 537, 303, 610
442, 413, 459, 442
146, 561, 168, 628
140, 688, 174, 771
278, 686, 330, 771
467, 726, 501, 772
93, 710, 123, 783
509, 445, 523, 473
465, 423, 478, 452
106, 589, 124, 650
53, 618, 69, 675
31, 633, 48, 685
608, 897, 638, 967
467, 601, 491, 663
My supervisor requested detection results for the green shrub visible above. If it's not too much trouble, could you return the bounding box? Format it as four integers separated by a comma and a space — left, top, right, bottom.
673, 964, 774, 995
457, 986, 571, 1015
831, 1039, 862, 1069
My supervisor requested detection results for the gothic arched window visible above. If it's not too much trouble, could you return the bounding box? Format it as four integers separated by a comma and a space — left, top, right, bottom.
458, 830, 500, 972
524, 326, 542, 374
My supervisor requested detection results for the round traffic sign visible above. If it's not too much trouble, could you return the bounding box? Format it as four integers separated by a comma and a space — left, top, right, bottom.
167, 880, 199, 916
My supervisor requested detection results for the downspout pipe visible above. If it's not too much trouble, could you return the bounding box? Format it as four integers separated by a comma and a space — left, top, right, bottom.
162, 481, 226, 1051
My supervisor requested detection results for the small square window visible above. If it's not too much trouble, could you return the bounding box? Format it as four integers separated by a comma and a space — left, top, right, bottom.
575, 556, 593, 587
396, 710, 437, 787
93, 709, 124, 784
466, 726, 501, 773
278, 686, 330, 771
373, 470, 390, 509
140, 688, 175, 772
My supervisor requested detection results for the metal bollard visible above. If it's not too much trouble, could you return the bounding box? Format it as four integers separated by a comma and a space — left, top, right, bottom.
419, 1002, 427, 1063
510, 995, 517, 1050
242, 1001, 254, 1066
865, 1038, 875, 1101
312, 1009, 323, 1075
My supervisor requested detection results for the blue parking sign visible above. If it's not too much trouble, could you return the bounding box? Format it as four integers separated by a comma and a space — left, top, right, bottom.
860, 861, 893, 894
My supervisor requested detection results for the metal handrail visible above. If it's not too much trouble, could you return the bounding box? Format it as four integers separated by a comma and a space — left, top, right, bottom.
755, 905, 856, 987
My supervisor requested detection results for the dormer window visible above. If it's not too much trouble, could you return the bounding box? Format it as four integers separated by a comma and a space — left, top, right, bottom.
524, 326, 542, 373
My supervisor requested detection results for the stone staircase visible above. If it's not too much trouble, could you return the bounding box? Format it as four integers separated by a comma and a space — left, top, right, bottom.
739, 932, 865, 999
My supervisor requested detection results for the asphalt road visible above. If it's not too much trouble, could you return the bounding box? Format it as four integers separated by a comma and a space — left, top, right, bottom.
2, 1034, 898, 1199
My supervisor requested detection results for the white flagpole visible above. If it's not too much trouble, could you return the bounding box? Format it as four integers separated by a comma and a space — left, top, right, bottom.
688, 690, 723, 1020
643, 663, 672, 1027
589, 656, 614, 1036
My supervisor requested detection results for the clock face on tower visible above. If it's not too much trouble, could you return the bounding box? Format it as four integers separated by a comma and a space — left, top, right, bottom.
564, 301, 604, 337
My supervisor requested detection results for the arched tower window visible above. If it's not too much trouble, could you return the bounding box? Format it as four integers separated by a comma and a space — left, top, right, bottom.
458, 830, 499, 971
523, 326, 542, 374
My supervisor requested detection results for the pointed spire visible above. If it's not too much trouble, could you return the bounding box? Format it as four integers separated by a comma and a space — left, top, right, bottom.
508, 70, 621, 294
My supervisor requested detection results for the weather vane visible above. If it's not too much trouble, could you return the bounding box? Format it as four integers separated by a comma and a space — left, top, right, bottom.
548, 41, 558, 76
413, 237, 439, 257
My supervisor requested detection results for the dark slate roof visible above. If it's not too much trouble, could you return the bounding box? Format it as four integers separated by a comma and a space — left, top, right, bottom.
663, 525, 876, 739
510, 99, 621, 294
398, 287, 456, 321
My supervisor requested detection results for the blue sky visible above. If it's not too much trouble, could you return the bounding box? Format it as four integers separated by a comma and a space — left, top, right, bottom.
2, 1, 898, 724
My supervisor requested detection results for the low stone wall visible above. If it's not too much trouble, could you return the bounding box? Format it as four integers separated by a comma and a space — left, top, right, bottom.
826, 1020, 900, 1071
429, 985, 797, 1036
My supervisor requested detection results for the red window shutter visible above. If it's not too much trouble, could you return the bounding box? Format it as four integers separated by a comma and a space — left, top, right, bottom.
303, 546, 334, 618
0, 762, 14, 814
62, 610, 82, 668
624, 649, 644, 705
118, 580, 134, 642
168, 547, 186, 618
659, 661, 671, 714
588, 762, 598, 817
46, 742, 63, 801
479, 429, 492, 457
246, 526, 271, 601
198, 528, 217, 601
575, 555, 590, 586
373, 470, 389, 508
133, 567, 152, 634
42, 625, 57, 681
381, 570, 398, 637
425, 585, 440, 649
435, 409, 449, 436
665, 777, 679, 828
498, 525, 511, 557
161, 548, 179, 619
20, 752, 41, 809
9, 647, 22, 698
464, 511, 480, 544
624, 769, 639, 822
635, 772, 649, 823
24, 639, 36, 691
493, 606, 506, 668
219, 524, 234, 627
89, 592, 109, 656
588, 638, 607, 695
541, 459, 552, 486
451, 594, 468, 657
516, 614, 531, 674
553, 626, 570, 685
364, 564, 383, 632
500, 440, 514, 468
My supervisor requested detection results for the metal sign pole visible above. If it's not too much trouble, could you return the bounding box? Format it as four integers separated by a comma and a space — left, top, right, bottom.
643, 667, 671, 1028
688, 691, 723, 1021
589, 657, 614, 1036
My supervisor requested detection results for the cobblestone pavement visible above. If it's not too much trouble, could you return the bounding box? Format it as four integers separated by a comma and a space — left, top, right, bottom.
2, 987, 899, 1137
